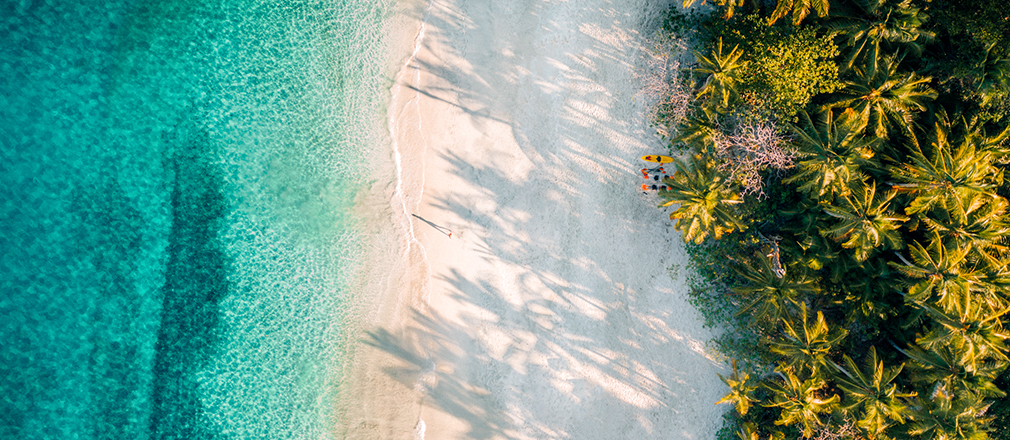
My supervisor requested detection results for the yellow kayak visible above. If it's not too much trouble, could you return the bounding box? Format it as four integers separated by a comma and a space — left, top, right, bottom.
641, 155, 674, 164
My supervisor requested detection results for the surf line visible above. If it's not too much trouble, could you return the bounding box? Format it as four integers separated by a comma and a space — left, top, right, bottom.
388, 1, 436, 437
389, 0, 435, 308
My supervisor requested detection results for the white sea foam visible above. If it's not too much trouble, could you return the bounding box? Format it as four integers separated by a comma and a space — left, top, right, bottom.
388, 0, 435, 309
414, 419, 427, 440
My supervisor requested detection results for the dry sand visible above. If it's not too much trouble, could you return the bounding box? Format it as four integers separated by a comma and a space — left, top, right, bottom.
341, 0, 729, 438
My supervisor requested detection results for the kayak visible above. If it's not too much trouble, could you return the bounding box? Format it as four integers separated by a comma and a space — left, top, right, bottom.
642, 153, 674, 162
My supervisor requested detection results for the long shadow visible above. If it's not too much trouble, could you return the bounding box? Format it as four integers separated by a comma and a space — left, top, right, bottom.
59, 178, 148, 438
148, 125, 229, 440
364, 307, 513, 440
364, 264, 715, 439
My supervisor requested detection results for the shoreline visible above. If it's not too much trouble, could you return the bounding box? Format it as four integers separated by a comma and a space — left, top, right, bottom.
340, 0, 729, 438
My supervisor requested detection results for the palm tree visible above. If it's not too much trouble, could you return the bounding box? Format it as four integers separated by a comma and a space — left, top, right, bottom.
768, 303, 848, 374
797, 231, 858, 281
784, 110, 880, 201
781, 203, 863, 282
960, 113, 1010, 163
659, 154, 747, 244
822, 180, 908, 262
920, 195, 1010, 271
822, 56, 936, 139
673, 106, 720, 152
828, 0, 934, 71
716, 360, 759, 415
763, 366, 841, 438
832, 347, 914, 438
915, 301, 1010, 371
899, 342, 1006, 401
978, 263, 1010, 313
843, 270, 901, 324
738, 423, 760, 440
733, 252, 820, 325
768, 0, 830, 25
972, 43, 1010, 104
693, 38, 747, 111
889, 231, 981, 314
901, 393, 992, 440
737, 423, 785, 440
890, 114, 1003, 218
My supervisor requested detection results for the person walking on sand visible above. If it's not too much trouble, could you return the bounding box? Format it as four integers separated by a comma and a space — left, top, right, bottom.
412, 213, 453, 238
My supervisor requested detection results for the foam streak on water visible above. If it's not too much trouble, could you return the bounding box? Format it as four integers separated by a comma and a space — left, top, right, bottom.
0, 0, 394, 438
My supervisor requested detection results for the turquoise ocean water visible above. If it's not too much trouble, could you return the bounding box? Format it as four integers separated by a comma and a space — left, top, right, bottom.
1, 0, 393, 438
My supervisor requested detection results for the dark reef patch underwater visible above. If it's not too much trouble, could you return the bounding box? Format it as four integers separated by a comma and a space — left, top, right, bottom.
0, 0, 389, 438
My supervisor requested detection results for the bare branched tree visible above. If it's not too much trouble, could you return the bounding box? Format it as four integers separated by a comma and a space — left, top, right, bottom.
809, 418, 864, 440
638, 31, 693, 139
712, 117, 796, 197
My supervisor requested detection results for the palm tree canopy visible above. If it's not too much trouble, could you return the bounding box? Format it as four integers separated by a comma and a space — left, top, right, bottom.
716, 360, 759, 415
768, 0, 831, 26
822, 180, 908, 261
763, 366, 840, 437
782, 202, 864, 281
648, 2, 1010, 436
890, 231, 982, 314
829, 0, 934, 71
902, 393, 992, 440
920, 195, 1010, 270
973, 42, 1010, 100
768, 303, 848, 373
659, 154, 747, 244
822, 56, 936, 139
733, 253, 820, 324
832, 346, 913, 436
899, 342, 1006, 400
784, 110, 880, 200
693, 38, 747, 110
736, 423, 786, 440
916, 301, 1010, 370
673, 106, 720, 152
890, 115, 1003, 218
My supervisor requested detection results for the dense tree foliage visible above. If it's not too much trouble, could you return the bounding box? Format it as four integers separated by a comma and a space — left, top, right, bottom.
650, 1, 1010, 438
925, 0, 1010, 124
704, 14, 843, 121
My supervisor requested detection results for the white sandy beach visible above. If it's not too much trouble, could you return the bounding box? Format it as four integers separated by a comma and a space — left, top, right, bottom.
341, 0, 729, 438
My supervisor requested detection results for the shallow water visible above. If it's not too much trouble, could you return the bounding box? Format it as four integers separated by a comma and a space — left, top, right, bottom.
0, 0, 392, 438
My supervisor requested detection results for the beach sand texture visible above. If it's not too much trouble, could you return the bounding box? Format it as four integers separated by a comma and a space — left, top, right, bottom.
342, 0, 729, 438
